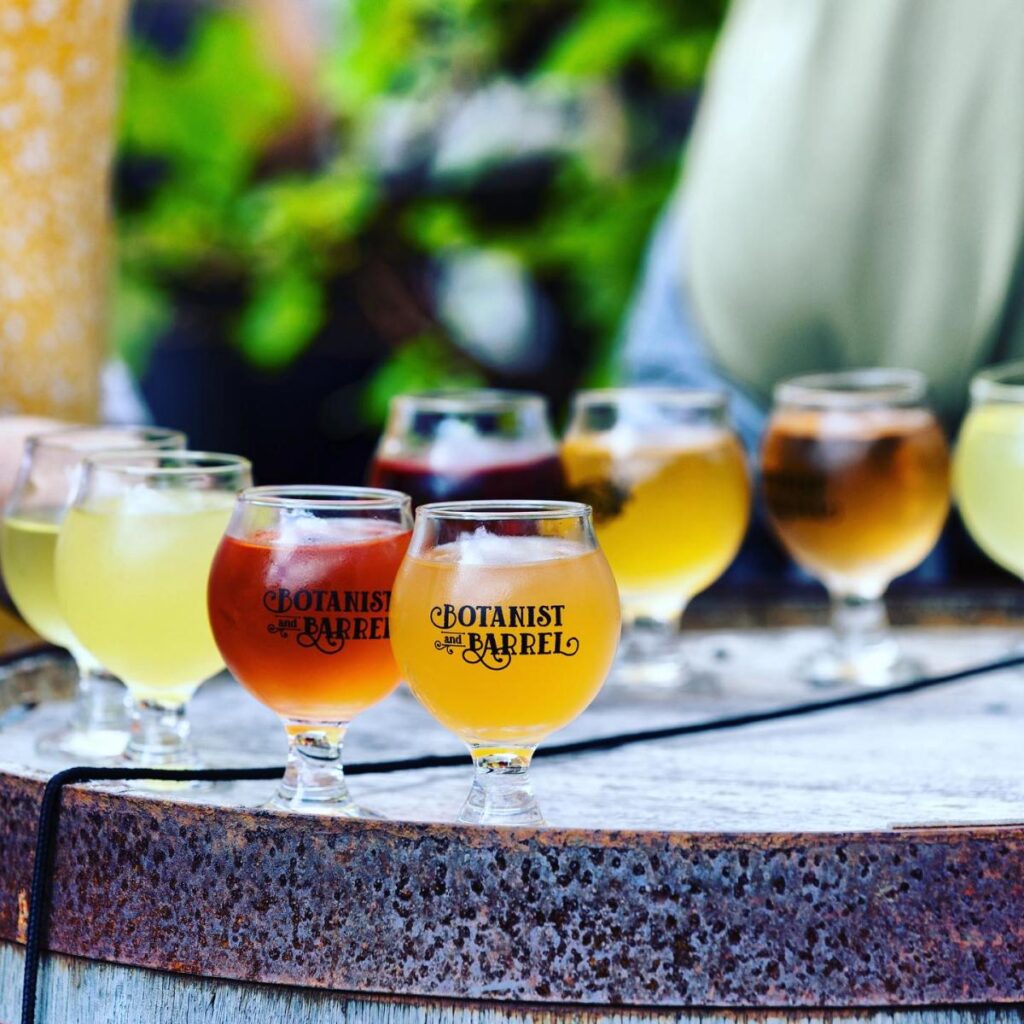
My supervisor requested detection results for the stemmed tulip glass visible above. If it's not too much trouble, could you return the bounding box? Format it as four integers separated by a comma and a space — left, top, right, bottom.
55, 450, 251, 768
562, 388, 750, 687
369, 390, 565, 506
761, 369, 950, 687
1, 426, 185, 758
955, 362, 1024, 581
391, 500, 620, 825
208, 486, 413, 815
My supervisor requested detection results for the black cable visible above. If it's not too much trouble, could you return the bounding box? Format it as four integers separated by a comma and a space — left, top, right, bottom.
21, 765, 283, 1024
535, 650, 1024, 758
20, 649, 1024, 1024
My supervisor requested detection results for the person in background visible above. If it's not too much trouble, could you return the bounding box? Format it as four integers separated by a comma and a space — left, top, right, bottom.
622, 0, 1024, 453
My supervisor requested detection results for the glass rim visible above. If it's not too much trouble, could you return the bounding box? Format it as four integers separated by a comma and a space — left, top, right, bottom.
969, 361, 1024, 403
240, 484, 411, 511
81, 449, 251, 478
390, 389, 547, 414
571, 386, 727, 409
774, 368, 927, 408
26, 425, 185, 455
417, 499, 590, 521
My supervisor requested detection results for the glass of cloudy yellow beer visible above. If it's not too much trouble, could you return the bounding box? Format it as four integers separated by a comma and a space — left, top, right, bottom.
562, 389, 749, 687
391, 500, 620, 825
1, 426, 185, 758
761, 369, 950, 687
954, 362, 1024, 578
55, 451, 251, 768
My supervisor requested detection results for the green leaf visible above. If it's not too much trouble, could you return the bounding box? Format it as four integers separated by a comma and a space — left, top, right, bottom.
236, 271, 325, 369
360, 334, 484, 425
111, 273, 172, 375
541, 2, 667, 76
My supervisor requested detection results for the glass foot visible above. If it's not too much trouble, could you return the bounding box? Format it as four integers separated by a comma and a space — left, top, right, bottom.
36, 724, 128, 761
608, 617, 721, 694
267, 790, 382, 818
801, 641, 924, 689
460, 748, 544, 826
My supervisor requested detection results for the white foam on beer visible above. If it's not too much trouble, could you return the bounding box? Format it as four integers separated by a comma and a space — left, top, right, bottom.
569, 423, 738, 490
380, 418, 556, 473
433, 527, 587, 566
112, 485, 235, 516
770, 407, 937, 438
269, 512, 404, 548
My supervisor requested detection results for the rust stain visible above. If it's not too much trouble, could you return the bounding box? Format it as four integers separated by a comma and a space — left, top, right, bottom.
0, 772, 1023, 1008
16, 889, 28, 943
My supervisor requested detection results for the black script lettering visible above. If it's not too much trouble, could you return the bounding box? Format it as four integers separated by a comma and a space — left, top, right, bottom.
263, 588, 291, 613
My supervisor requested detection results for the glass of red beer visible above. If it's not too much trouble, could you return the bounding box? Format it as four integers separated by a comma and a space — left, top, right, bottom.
368, 390, 565, 507
208, 486, 412, 815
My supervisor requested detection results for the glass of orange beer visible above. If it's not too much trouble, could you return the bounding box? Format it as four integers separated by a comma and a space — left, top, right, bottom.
208, 486, 412, 814
390, 500, 620, 825
761, 369, 950, 687
562, 389, 750, 687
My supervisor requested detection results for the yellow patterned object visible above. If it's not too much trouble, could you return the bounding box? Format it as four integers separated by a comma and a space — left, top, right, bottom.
0, 0, 128, 420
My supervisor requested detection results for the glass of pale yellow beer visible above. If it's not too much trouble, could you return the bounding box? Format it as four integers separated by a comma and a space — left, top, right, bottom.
55, 451, 251, 768
561, 389, 750, 687
1, 426, 185, 759
954, 362, 1024, 578
761, 369, 950, 687
391, 500, 620, 825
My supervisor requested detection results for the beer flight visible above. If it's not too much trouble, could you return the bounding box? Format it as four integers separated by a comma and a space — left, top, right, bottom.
2, 362, 1022, 823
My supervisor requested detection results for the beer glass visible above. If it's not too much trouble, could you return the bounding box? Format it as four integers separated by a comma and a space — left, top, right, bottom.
208, 486, 412, 815
562, 389, 750, 687
1, 426, 185, 758
761, 369, 949, 687
391, 500, 620, 825
369, 390, 565, 507
954, 362, 1024, 577
55, 451, 251, 767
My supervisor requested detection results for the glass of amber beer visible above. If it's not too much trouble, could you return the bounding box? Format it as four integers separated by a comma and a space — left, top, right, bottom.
391, 500, 620, 825
761, 369, 949, 687
562, 389, 750, 687
209, 486, 412, 814
954, 362, 1024, 578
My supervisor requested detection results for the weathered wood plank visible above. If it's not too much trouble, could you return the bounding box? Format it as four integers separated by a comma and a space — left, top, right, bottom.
3, 941, 1024, 1024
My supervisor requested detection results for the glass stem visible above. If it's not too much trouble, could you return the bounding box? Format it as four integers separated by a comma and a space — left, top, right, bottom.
460, 746, 543, 826
72, 663, 128, 733
126, 699, 191, 767
277, 720, 352, 809
830, 592, 889, 655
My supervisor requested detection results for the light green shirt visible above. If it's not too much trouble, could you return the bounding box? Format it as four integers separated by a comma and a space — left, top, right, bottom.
680, 0, 1024, 421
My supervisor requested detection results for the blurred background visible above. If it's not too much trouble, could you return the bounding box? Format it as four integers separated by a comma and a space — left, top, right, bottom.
4, 0, 1024, 603
113, 0, 723, 483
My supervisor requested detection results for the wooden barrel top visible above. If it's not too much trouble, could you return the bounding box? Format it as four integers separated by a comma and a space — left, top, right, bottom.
2, 591, 1024, 1011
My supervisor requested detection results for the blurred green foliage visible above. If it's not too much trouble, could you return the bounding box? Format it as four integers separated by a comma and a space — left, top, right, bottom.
115, 0, 725, 411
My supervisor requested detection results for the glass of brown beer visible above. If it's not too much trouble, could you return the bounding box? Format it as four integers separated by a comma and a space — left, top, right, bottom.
562, 389, 750, 687
761, 369, 950, 687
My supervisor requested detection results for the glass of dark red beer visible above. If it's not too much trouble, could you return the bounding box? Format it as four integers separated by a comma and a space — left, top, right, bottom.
368, 390, 565, 507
